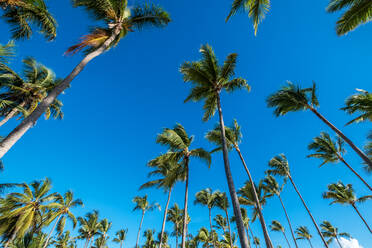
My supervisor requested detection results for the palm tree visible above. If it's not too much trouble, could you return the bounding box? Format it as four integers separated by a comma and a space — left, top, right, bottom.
153, 123, 211, 248
156, 231, 169, 248
52, 231, 76, 248
215, 192, 234, 248
225, 0, 270, 35
326, 0, 372, 35
0, 178, 56, 248
213, 215, 227, 233
77, 211, 102, 248
0, 0, 170, 158
220, 232, 236, 248
267, 154, 329, 247
133, 195, 160, 248
167, 203, 183, 248
295, 226, 313, 248
143, 229, 156, 248
92, 235, 108, 248
231, 208, 255, 248
206, 120, 272, 246
269, 221, 291, 248
181, 44, 252, 248
196, 227, 217, 248
0, 57, 64, 128
0, 0, 57, 40
323, 181, 372, 233
42, 191, 83, 248
113, 229, 128, 248
0, 41, 15, 65
267, 82, 372, 169
342, 89, 372, 125
98, 219, 111, 248
308, 131, 371, 190
262, 175, 298, 248
320, 221, 350, 248
141, 159, 184, 248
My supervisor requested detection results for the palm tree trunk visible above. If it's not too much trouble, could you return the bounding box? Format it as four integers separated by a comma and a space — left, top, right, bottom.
181, 160, 189, 248
287, 175, 329, 247
208, 207, 217, 248
0, 102, 24, 127
335, 236, 343, 248
309, 106, 372, 169
176, 226, 179, 248
120, 240, 123, 248
0, 25, 123, 158
282, 232, 291, 248
216, 94, 249, 248
245, 227, 251, 248
247, 223, 256, 248
159, 188, 173, 248
43, 214, 62, 248
351, 203, 372, 233
225, 210, 234, 248
235, 146, 273, 248
338, 155, 372, 191
136, 211, 145, 248
307, 239, 313, 248
83, 237, 90, 248
278, 195, 298, 248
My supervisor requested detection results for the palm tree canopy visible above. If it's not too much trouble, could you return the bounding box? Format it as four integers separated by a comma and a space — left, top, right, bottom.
213, 215, 227, 231
181, 44, 250, 122
326, 0, 372, 35
341, 89, 372, 125
113, 229, 128, 243
267, 82, 319, 116
322, 181, 372, 205
225, 0, 270, 35
77, 210, 102, 240
270, 220, 284, 233
215, 192, 230, 211
52, 231, 76, 248
194, 188, 220, 209
295, 226, 312, 240
262, 174, 284, 196
66, 0, 170, 55
132, 195, 160, 212
267, 154, 291, 178
307, 132, 345, 167
320, 220, 350, 243
205, 119, 242, 152
231, 208, 250, 228
0, 41, 15, 65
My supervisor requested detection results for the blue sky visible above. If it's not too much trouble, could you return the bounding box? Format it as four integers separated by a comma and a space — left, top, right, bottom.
0, 0, 371, 247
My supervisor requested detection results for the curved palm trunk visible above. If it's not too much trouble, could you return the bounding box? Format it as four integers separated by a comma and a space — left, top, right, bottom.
335, 236, 343, 248
216, 94, 249, 248
278, 195, 298, 248
0, 26, 123, 158
181, 160, 189, 248
351, 203, 372, 233
159, 188, 173, 248
136, 210, 146, 248
287, 175, 328, 247
309, 106, 372, 169
338, 156, 372, 191
282, 231, 291, 248
43, 214, 62, 248
307, 239, 313, 248
225, 210, 234, 248
235, 146, 273, 248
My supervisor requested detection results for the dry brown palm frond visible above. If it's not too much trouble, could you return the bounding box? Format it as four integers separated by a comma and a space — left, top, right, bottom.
64, 28, 109, 56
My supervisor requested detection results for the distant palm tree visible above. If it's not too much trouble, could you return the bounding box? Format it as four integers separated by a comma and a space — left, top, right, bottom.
225, 0, 270, 35
215, 192, 234, 248
206, 119, 272, 246
220, 232, 237, 248
213, 215, 227, 233
156, 231, 169, 248
181, 44, 252, 248
323, 181, 372, 233
262, 175, 298, 248
167, 203, 183, 248
52, 231, 76, 248
295, 226, 313, 248
98, 219, 112, 248
0, 0, 170, 158
307, 131, 371, 191
196, 227, 217, 248
143, 229, 156, 248
268, 154, 329, 247
231, 208, 255, 248
77, 211, 102, 248
141, 159, 184, 248
0, 0, 57, 40
342, 89, 372, 125
113, 229, 128, 248
267, 82, 372, 169
253, 237, 261, 248
153, 123, 211, 248
320, 221, 350, 248
326, 0, 372, 35
133, 195, 160, 248
270, 221, 291, 248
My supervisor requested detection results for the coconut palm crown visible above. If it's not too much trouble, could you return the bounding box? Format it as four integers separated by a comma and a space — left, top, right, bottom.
341, 89, 372, 125
320, 221, 350, 246
295, 226, 312, 242
205, 119, 242, 152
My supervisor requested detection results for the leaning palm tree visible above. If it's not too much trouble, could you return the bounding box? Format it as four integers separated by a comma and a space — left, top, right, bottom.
295, 226, 313, 248
133, 195, 160, 248
225, 0, 270, 35
152, 123, 211, 248
326, 0, 372, 35
322, 181, 372, 233
167, 203, 183, 248
181, 44, 253, 248
267, 82, 372, 169
214, 192, 234, 248
342, 89, 372, 125
267, 154, 329, 247
320, 221, 350, 248
42, 191, 83, 248
140, 159, 183, 248
0, 0, 57, 40
0, 0, 171, 158
113, 229, 128, 248
206, 119, 272, 246
262, 175, 298, 248
269, 221, 291, 248
77, 211, 102, 248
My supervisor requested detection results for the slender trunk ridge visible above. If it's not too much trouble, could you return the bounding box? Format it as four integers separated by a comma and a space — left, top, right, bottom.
181, 161, 189, 248
338, 155, 372, 191
278, 195, 298, 248
351, 204, 372, 233
43, 214, 62, 248
225, 210, 234, 248
159, 188, 172, 248
136, 211, 145, 248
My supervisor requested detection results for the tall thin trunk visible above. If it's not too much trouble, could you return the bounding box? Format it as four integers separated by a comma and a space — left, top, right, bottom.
309, 106, 372, 169
245, 227, 251, 248
136, 210, 145, 248
120, 240, 123, 248
83, 237, 90, 248
247, 223, 256, 248
351, 203, 372, 233
278, 195, 298, 248
282, 232, 291, 248
208, 207, 216, 248
175, 226, 179, 248
288, 175, 329, 247
235, 146, 273, 248
338, 155, 372, 191
181, 160, 189, 248
335, 236, 343, 248
43, 214, 62, 248
0, 25, 123, 158
225, 210, 234, 248
159, 187, 172, 248
307, 239, 313, 248
0, 102, 25, 127
216, 94, 249, 248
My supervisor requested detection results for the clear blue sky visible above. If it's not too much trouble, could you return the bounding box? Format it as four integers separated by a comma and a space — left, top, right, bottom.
0, 0, 371, 247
